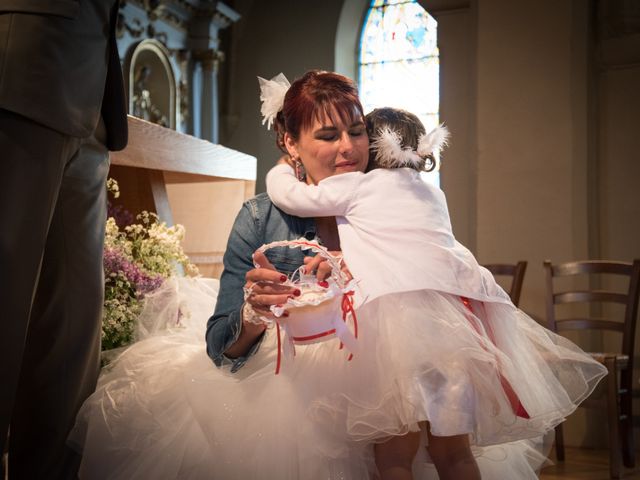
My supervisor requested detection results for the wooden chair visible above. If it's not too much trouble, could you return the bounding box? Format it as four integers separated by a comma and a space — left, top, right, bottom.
544, 259, 640, 478
483, 261, 527, 306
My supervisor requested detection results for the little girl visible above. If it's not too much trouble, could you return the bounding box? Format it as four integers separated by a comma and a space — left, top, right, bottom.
266, 108, 510, 310
265, 106, 608, 478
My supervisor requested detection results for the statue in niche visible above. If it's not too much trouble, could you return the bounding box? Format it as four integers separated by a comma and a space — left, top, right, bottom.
131, 64, 169, 127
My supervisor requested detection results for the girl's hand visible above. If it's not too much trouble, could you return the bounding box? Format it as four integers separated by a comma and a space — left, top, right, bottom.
303, 251, 353, 283
243, 251, 300, 321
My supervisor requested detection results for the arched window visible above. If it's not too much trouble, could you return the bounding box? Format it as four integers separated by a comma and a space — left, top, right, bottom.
359, 0, 440, 186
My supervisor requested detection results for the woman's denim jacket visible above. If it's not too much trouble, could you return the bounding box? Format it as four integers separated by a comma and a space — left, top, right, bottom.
206, 193, 316, 372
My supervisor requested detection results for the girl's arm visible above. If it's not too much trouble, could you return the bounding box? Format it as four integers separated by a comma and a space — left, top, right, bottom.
265, 164, 360, 217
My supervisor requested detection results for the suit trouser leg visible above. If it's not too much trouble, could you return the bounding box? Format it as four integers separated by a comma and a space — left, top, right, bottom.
0, 109, 79, 454
0, 109, 109, 479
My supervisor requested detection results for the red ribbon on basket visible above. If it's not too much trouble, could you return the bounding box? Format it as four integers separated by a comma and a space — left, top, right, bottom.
338, 291, 358, 361
460, 297, 530, 419
274, 291, 358, 375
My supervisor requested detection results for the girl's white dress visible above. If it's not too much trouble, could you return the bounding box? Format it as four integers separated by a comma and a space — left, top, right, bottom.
71, 273, 606, 479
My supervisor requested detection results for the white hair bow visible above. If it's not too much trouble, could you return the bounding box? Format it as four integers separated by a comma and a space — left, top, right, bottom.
370, 124, 450, 169
258, 73, 291, 130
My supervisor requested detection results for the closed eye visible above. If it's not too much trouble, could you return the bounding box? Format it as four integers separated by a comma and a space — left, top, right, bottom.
313, 121, 365, 141
314, 128, 339, 141
316, 134, 338, 141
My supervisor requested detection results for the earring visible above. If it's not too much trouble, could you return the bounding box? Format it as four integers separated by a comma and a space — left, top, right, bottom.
294, 158, 306, 182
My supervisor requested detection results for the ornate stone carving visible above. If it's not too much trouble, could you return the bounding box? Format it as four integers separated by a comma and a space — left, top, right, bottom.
175, 49, 192, 128
117, 0, 239, 138
193, 48, 224, 71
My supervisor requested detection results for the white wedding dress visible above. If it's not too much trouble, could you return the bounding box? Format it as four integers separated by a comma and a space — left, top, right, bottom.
70, 275, 605, 479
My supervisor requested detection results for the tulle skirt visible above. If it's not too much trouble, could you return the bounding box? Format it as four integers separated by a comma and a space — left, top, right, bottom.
70, 277, 606, 479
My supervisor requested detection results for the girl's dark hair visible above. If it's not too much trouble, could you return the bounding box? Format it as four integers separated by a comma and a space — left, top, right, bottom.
365, 107, 436, 172
273, 70, 365, 153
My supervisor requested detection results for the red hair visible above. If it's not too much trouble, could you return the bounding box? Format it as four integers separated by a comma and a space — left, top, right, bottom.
273, 70, 365, 153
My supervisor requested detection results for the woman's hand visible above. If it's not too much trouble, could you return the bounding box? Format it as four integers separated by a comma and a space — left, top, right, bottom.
303, 251, 353, 283
243, 251, 300, 324
225, 252, 301, 359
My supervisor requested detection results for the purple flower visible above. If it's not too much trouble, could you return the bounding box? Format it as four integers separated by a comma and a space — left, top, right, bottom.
104, 247, 164, 297
107, 201, 135, 228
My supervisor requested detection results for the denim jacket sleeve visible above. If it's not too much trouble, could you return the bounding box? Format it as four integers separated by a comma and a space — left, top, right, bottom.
205, 199, 264, 372
205, 193, 316, 372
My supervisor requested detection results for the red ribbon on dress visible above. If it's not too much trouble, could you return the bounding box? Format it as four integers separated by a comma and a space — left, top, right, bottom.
460, 296, 530, 419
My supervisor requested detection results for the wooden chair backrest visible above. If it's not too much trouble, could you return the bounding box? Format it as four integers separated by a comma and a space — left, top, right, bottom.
544, 259, 640, 385
483, 261, 528, 307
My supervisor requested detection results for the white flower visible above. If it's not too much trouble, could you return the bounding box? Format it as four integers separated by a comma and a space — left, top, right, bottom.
258, 73, 290, 130
106, 178, 120, 198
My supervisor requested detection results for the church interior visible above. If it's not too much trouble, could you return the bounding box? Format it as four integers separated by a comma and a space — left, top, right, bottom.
105, 0, 640, 478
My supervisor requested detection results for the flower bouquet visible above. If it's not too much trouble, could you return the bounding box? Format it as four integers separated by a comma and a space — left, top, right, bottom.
102, 179, 198, 354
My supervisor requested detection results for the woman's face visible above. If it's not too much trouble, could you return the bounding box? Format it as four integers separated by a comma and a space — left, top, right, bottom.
284, 110, 369, 184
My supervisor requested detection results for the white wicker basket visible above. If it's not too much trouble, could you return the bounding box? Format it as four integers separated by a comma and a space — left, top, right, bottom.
249, 238, 359, 372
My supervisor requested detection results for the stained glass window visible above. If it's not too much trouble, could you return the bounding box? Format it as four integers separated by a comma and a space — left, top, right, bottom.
359, 0, 441, 186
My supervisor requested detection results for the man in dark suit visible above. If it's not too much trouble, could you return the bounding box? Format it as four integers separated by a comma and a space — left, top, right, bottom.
0, 0, 128, 477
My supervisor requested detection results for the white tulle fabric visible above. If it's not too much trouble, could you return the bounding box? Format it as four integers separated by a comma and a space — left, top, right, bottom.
70, 277, 605, 479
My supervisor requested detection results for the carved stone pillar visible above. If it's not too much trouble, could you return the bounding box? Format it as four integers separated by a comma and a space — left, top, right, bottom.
194, 49, 224, 143
188, 2, 239, 143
